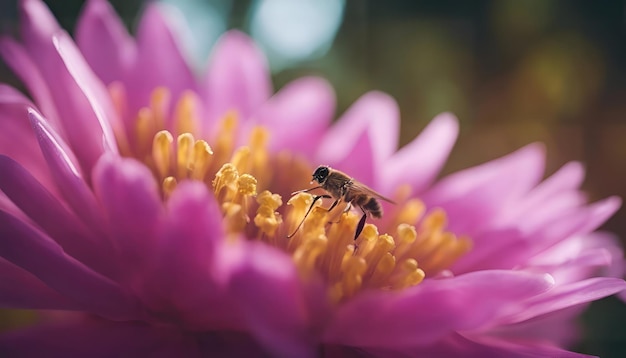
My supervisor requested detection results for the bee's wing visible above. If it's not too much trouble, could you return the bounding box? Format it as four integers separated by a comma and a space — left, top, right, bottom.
349, 181, 396, 204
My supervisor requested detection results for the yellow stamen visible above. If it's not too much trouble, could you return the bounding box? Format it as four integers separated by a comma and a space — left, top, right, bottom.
191, 140, 213, 180
163, 176, 177, 200
174, 91, 200, 136
254, 190, 283, 239
152, 130, 173, 178
149, 87, 170, 131
211, 111, 238, 170
177, 133, 195, 179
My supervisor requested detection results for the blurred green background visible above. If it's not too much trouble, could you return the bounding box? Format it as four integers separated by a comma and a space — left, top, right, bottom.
1, 0, 626, 356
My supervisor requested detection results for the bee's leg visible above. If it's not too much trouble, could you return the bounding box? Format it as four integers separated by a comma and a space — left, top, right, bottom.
354, 207, 368, 240
325, 197, 342, 213
287, 194, 331, 238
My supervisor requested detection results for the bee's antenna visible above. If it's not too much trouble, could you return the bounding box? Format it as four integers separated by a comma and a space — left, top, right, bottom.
287, 194, 331, 238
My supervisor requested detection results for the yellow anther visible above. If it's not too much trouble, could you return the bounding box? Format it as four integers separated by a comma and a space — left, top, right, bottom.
392, 259, 425, 289
231, 146, 251, 174
340, 254, 367, 299
393, 199, 425, 228
257, 190, 283, 209
135, 108, 154, 154
176, 133, 195, 179
212, 111, 238, 168
248, 126, 271, 188
212, 163, 239, 200
368, 252, 396, 288
190, 140, 213, 180
364, 234, 395, 269
355, 224, 379, 257
152, 130, 173, 178
150, 87, 170, 130
174, 91, 199, 136
163, 176, 177, 200
250, 126, 269, 150
293, 235, 327, 275
422, 208, 447, 232
237, 174, 257, 197
222, 202, 248, 234
394, 224, 417, 259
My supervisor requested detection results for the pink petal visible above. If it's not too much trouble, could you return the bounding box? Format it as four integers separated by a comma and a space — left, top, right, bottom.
323, 270, 554, 349
324, 128, 376, 187
0, 85, 56, 192
28, 109, 106, 235
19, 0, 121, 171
228, 241, 317, 357
0, 209, 141, 320
381, 112, 459, 195
75, 0, 136, 85
423, 143, 546, 235
254, 76, 335, 159
127, 3, 197, 119
204, 30, 271, 128
0, 320, 200, 357
0, 38, 63, 133
316, 91, 399, 188
532, 196, 621, 250
139, 182, 239, 330
451, 229, 531, 273
498, 277, 626, 325
92, 155, 162, 282
0, 155, 114, 277
414, 333, 597, 358
0, 257, 76, 310
18, 0, 61, 45
518, 161, 585, 211
493, 161, 587, 233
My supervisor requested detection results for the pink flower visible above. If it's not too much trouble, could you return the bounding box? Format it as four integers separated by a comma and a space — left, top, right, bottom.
0, 0, 624, 356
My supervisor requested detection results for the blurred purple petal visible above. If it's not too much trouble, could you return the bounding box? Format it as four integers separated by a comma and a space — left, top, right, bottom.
324, 270, 554, 349
28, 109, 106, 234
405, 332, 597, 358
204, 30, 272, 128
0, 209, 140, 320
423, 143, 546, 235
0, 86, 56, 191
76, 0, 136, 86
127, 3, 197, 120
0, 38, 63, 132
254, 76, 335, 159
229, 241, 316, 358
381, 112, 459, 195
0, 257, 76, 310
92, 155, 162, 283
0, 155, 113, 277
317, 91, 399, 187
18, 1, 121, 171
139, 182, 238, 330
0, 319, 201, 358
499, 277, 626, 325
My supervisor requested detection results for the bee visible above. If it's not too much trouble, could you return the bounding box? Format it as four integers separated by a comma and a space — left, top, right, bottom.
288, 165, 395, 240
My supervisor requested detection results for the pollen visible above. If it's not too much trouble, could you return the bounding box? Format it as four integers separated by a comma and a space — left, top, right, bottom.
109, 84, 473, 306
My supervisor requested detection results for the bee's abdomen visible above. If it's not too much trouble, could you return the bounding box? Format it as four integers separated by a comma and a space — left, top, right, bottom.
363, 197, 383, 218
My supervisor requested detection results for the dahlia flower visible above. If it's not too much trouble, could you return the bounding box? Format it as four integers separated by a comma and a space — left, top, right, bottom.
0, 0, 624, 356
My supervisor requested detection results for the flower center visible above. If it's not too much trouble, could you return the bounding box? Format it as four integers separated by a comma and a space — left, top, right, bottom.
111, 85, 472, 303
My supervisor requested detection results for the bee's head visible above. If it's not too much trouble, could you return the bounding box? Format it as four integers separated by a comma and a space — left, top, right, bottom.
312, 166, 330, 184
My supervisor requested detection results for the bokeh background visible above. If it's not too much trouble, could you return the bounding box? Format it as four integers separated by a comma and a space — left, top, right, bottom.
1, 0, 626, 356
